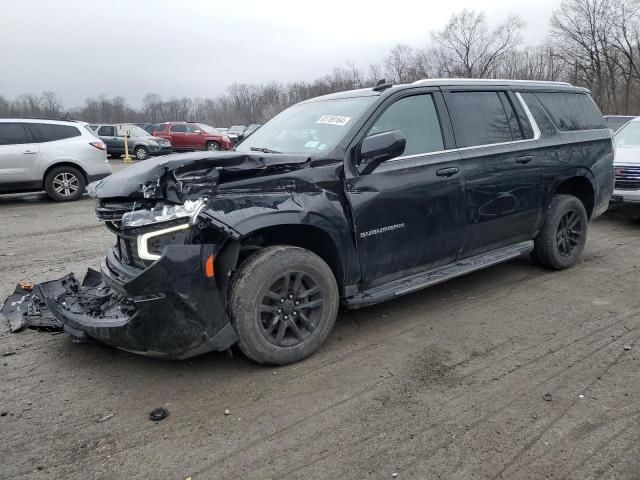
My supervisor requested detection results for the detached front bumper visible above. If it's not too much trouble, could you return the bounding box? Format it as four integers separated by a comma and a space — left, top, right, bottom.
2, 244, 238, 359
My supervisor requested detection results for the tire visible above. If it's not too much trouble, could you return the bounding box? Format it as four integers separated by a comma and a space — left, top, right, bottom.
44, 166, 86, 202
134, 146, 149, 160
229, 246, 339, 365
532, 194, 588, 270
206, 141, 220, 151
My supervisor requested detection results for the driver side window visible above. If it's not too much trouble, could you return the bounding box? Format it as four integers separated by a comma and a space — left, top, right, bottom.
367, 94, 444, 157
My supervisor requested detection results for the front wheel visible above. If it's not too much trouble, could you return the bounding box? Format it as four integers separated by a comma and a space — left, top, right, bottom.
532, 194, 588, 270
229, 246, 339, 365
207, 141, 220, 151
134, 146, 149, 160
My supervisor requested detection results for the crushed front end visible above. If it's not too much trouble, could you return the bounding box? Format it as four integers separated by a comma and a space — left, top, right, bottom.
2, 205, 239, 358
2, 151, 313, 359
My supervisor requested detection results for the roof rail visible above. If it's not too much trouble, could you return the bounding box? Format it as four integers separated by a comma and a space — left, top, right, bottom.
411, 78, 572, 86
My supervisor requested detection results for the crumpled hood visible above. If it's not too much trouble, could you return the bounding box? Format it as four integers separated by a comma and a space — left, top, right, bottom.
88, 151, 311, 202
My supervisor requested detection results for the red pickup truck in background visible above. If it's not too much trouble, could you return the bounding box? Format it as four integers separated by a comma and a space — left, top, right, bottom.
151, 122, 233, 151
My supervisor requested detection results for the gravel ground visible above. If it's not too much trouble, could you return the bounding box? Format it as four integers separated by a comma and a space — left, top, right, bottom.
1, 161, 639, 479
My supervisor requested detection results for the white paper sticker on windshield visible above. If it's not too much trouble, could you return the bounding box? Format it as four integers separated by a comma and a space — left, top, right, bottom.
317, 115, 351, 126
304, 140, 319, 148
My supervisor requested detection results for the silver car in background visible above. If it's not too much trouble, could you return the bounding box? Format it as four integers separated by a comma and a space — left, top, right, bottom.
0, 119, 111, 201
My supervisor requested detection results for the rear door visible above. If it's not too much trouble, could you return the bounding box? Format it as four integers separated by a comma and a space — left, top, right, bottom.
0, 123, 40, 187
169, 124, 188, 148
97, 125, 123, 154
345, 89, 466, 283
443, 88, 542, 257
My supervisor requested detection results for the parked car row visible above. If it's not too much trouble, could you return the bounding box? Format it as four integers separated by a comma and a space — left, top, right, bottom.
88, 124, 172, 160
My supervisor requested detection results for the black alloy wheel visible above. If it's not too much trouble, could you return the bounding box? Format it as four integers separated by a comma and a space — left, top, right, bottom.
258, 271, 324, 347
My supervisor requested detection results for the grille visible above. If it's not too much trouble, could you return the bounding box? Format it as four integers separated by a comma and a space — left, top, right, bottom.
614, 166, 640, 190
96, 199, 154, 222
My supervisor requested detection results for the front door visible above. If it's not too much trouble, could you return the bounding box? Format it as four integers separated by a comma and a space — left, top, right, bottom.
345, 90, 466, 284
0, 123, 40, 187
443, 89, 543, 256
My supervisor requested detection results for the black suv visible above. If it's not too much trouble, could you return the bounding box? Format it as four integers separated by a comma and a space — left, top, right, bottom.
3, 79, 614, 365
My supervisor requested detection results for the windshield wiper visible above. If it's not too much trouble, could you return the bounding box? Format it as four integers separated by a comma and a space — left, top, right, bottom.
250, 146, 282, 154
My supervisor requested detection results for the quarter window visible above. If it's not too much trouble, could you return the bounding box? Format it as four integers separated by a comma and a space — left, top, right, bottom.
29, 124, 80, 142
170, 124, 187, 133
366, 94, 444, 157
535, 92, 605, 131
447, 91, 514, 147
0, 123, 31, 145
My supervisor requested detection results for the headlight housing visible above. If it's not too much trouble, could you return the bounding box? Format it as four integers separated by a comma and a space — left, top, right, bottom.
121, 198, 207, 228
148, 139, 159, 145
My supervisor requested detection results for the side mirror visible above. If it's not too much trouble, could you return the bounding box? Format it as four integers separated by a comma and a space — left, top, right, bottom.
359, 130, 406, 173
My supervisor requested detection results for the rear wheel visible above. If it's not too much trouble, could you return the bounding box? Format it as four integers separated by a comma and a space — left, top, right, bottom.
532, 194, 588, 269
44, 166, 86, 202
134, 146, 149, 160
229, 246, 339, 365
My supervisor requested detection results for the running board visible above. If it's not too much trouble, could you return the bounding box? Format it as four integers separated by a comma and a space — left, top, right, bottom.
344, 241, 534, 309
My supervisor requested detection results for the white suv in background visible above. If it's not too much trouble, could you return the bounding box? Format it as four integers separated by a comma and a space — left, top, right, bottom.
0, 119, 111, 201
612, 117, 640, 206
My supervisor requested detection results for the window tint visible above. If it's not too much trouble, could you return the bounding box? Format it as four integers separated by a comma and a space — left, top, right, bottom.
0, 123, 31, 145
535, 92, 605, 131
367, 94, 444, 156
98, 126, 115, 136
498, 92, 525, 141
185, 124, 200, 133
170, 124, 187, 133
448, 91, 513, 147
29, 123, 80, 142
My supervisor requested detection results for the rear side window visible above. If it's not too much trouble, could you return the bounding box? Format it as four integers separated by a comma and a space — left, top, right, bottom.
0, 123, 32, 145
367, 94, 444, 156
447, 91, 514, 147
535, 92, 605, 131
98, 126, 115, 136
29, 123, 81, 142
170, 124, 187, 133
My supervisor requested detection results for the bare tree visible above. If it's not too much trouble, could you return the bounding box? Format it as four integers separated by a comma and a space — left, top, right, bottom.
384, 44, 414, 83
431, 9, 524, 78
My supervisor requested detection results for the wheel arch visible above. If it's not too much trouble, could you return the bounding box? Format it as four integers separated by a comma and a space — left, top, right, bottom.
553, 174, 596, 218
236, 223, 346, 294
43, 161, 88, 185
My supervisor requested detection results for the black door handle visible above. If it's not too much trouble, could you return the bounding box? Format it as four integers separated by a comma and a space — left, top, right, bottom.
436, 167, 459, 177
516, 156, 534, 164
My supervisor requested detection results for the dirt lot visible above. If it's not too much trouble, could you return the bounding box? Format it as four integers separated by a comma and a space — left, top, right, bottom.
1, 160, 639, 479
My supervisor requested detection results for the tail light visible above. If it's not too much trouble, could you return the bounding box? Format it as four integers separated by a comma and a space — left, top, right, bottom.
90, 141, 107, 151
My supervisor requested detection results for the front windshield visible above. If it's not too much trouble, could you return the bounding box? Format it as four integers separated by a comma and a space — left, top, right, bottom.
615, 121, 640, 146
236, 96, 376, 154
119, 125, 149, 137
196, 123, 217, 134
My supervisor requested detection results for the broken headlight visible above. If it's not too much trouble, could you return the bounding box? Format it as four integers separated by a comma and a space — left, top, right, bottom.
121, 198, 207, 228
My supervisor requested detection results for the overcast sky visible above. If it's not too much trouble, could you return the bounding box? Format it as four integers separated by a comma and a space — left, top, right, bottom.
1, 0, 561, 107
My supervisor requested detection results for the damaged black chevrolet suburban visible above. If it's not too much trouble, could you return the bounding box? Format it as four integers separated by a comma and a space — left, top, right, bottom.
2, 79, 614, 365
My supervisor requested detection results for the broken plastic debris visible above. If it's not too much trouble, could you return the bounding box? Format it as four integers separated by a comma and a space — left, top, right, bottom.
542, 393, 553, 402
623, 345, 632, 351
98, 413, 114, 423
149, 408, 169, 422
224, 409, 231, 416
18, 282, 34, 291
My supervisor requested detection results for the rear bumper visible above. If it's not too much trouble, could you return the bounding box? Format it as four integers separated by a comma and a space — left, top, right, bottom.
2, 245, 238, 359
